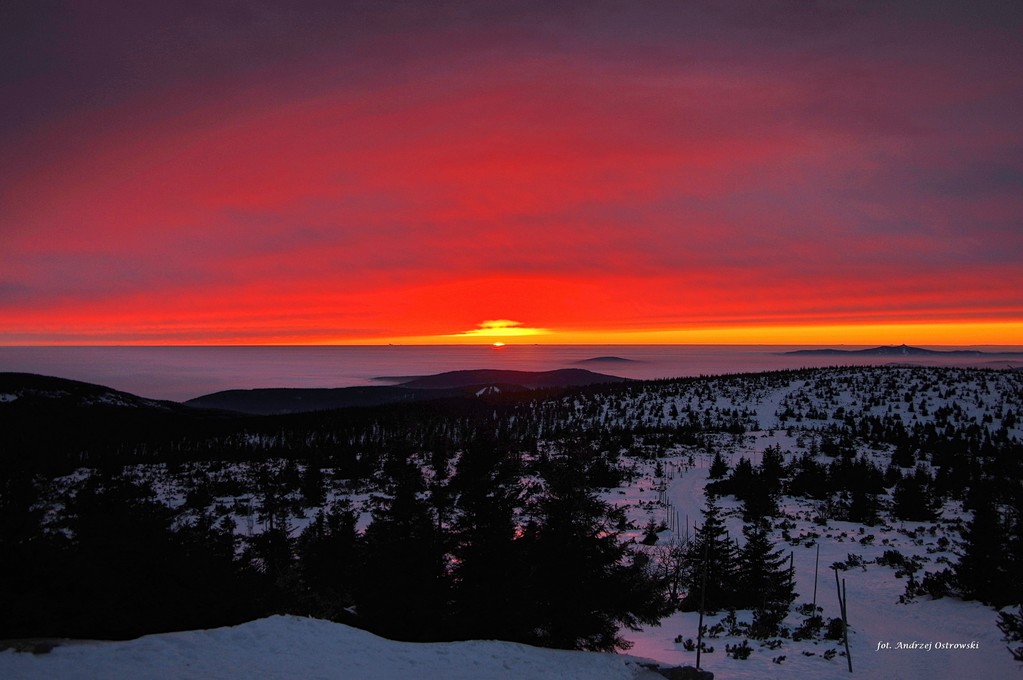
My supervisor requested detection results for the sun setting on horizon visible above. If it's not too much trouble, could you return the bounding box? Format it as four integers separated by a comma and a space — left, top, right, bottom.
377, 320, 1023, 349
1, 3, 1021, 347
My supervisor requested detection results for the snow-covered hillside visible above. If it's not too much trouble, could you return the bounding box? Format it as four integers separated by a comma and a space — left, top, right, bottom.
4, 365, 1022, 679
608, 431, 1017, 678
0, 616, 657, 680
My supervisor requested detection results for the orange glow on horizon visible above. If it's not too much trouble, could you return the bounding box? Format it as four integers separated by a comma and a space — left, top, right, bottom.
2, 5, 1020, 349
7, 320, 1015, 348
374, 321, 1023, 348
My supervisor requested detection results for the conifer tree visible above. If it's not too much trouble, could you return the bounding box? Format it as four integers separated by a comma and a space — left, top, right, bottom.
357, 459, 449, 641
891, 465, 939, 521
788, 453, 829, 500
738, 521, 795, 636
728, 456, 756, 498
955, 493, 1009, 605
741, 471, 779, 522
292, 500, 359, 620
998, 606, 1023, 663
1007, 490, 1023, 605
708, 451, 729, 479
681, 492, 738, 613
759, 445, 786, 493
521, 458, 666, 651
448, 444, 530, 642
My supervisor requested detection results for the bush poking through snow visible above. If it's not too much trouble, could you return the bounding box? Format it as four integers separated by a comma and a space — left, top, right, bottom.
823, 617, 846, 641
726, 639, 753, 659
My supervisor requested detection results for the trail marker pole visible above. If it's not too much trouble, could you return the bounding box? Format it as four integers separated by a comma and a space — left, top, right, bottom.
696, 540, 708, 671
842, 578, 852, 672
812, 543, 820, 613
834, 568, 853, 673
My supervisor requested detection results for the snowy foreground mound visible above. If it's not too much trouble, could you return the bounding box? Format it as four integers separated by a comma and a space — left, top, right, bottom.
0, 615, 663, 680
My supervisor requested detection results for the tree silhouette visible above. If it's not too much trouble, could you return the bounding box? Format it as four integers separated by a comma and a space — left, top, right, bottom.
738, 521, 795, 636
681, 492, 738, 613
520, 458, 667, 651
357, 459, 449, 641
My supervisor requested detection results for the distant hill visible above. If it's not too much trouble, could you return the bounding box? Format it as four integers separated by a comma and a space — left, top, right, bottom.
784, 344, 1023, 357
397, 368, 628, 390
0, 373, 234, 473
186, 368, 628, 415
184, 385, 452, 415
574, 356, 638, 365
0, 372, 181, 411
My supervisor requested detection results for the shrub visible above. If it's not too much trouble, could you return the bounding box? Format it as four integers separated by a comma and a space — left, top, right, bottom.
793, 614, 824, 641
920, 568, 955, 599
824, 617, 846, 640
876, 549, 906, 568
726, 639, 753, 659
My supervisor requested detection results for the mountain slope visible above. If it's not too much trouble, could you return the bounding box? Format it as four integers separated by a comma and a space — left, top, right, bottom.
0, 373, 179, 411
0, 615, 660, 680
784, 344, 1023, 357
397, 368, 628, 389
185, 368, 628, 414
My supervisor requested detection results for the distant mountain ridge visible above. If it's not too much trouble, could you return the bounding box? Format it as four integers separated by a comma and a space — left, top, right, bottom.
185, 368, 628, 415
574, 356, 638, 364
0, 372, 181, 411
395, 368, 628, 389
784, 344, 1023, 357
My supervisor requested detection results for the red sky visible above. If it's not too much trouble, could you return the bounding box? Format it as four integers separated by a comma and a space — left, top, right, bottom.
2, 1, 1022, 345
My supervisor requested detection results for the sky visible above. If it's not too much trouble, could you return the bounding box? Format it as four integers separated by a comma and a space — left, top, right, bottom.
2, 1, 1022, 346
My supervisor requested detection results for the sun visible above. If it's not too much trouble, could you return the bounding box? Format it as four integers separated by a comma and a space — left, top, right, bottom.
492, 342, 506, 349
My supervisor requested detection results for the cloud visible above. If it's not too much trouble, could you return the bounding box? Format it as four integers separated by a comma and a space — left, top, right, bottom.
1, 2, 1021, 343
447, 320, 550, 339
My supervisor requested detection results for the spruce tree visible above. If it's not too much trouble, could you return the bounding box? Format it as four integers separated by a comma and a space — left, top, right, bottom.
788, 453, 829, 500
521, 458, 666, 651
759, 445, 786, 493
449, 444, 530, 642
292, 500, 359, 620
709, 451, 729, 479
891, 465, 939, 521
738, 521, 795, 636
998, 606, 1023, 663
727, 456, 756, 498
741, 470, 779, 523
681, 492, 738, 613
1008, 489, 1023, 605
955, 494, 1009, 605
357, 459, 449, 641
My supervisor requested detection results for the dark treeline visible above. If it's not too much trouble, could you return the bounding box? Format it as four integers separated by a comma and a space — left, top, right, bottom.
6, 367, 1018, 480
0, 437, 668, 651
2, 366, 1021, 653
705, 437, 1023, 615
0, 372, 757, 477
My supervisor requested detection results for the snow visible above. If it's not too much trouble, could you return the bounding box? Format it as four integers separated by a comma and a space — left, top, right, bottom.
0, 393, 17, 402
0, 616, 658, 680
8, 366, 1022, 679
624, 553, 1009, 679
613, 429, 1019, 679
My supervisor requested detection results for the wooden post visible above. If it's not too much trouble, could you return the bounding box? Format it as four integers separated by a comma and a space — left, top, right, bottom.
842, 578, 853, 672
812, 542, 820, 613
789, 551, 795, 591
696, 540, 708, 670
834, 568, 853, 673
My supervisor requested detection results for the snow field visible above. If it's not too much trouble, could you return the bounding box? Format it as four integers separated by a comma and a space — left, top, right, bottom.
13, 366, 1022, 679
610, 431, 1017, 679
0, 616, 654, 680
